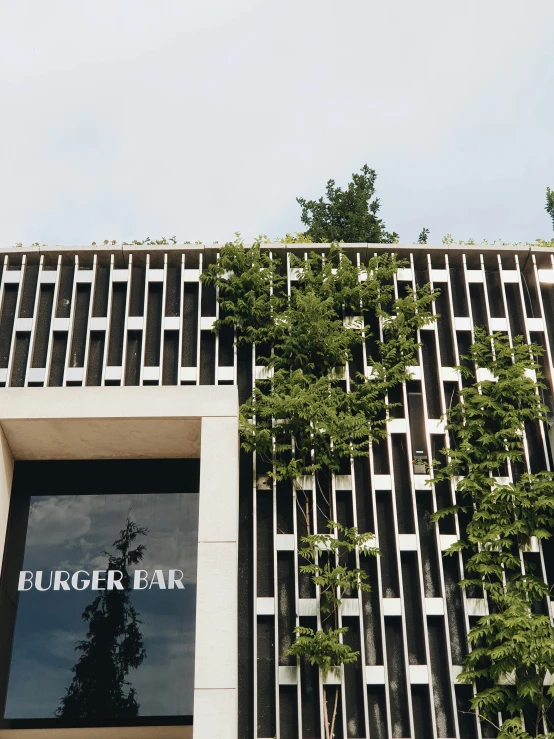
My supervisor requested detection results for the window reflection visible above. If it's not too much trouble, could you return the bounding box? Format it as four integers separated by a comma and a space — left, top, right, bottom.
5, 492, 198, 720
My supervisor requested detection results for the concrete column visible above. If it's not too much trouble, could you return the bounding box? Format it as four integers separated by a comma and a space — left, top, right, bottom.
0, 424, 14, 573
194, 416, 239, 739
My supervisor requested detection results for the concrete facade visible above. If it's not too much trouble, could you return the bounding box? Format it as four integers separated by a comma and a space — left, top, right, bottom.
3, 243, 554, 738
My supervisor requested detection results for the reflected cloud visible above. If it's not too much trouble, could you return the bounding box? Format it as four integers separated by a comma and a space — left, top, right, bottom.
6, 492, 198, 720
28, 496, 93, 546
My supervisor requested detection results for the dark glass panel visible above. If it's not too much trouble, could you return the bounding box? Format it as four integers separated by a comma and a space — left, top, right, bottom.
1, 461, 199, 724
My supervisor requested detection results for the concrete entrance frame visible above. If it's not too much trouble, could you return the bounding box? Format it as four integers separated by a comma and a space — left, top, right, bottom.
0, 385, 239, 739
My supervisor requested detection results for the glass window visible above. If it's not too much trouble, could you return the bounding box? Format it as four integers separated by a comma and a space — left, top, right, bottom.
0, 460, 199, 729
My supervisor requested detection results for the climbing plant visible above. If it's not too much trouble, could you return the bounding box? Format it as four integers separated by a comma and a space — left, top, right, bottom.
433, 328, 554, 738
204, 236, 439, 738
287, 522, 379, 739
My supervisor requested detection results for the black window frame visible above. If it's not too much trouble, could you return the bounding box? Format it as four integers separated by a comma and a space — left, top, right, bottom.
0, 458, 199, 731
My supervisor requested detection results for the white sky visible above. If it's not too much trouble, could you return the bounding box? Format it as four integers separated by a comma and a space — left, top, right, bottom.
0, 0, 553, 246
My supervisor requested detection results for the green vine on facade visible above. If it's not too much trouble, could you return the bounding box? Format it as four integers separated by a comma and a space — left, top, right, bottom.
203, 237, 439, 738
433, 328, 554, 738
287, 522, 379, 739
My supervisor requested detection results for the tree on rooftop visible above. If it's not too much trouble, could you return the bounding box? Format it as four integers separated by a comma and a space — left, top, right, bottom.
546, 187, 554, 231
296, 164, 398, 244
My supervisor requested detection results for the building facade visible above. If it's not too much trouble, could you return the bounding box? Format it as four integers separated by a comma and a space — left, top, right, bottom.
0, 242, 554, 739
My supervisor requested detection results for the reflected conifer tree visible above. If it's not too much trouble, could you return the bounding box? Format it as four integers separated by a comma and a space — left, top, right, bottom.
57, 517, 148, 719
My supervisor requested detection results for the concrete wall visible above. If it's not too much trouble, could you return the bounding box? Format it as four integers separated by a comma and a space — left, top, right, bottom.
194, 417, 239, 739
0, 427, 14, 574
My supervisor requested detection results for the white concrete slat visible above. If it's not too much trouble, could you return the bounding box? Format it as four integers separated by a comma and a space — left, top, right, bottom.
164, 317, 180, 332
62, 255, 81, 386
382, 598, 402, 616
2, 270, 21, 284
104, 366, 122, 382
409, 665, 429, 684
425, 598, 445, 616
112, 268, 128, 282
100, 255, 116, 386
119, 253, 133, 387
399, 252, 439, 739
424, 252, 462, 739
90, 317, 107, 331
43, 255, 63, 388
0, 256, 8, 383
502, 269, 519, 283
461, 254, 474, 345
489, 317, 508, 332
183, 268, 200, 282
127, 316, 144, 330
453, 316, 471, 331
16, 318, 33, 332
257, 597, 275, 615
512, 254, 553, 595
460, 252, 498, 732
138, 253, 151, 385
466, 269, 483, 283
398, 534, 418, 551
532, 253, 554, 608
148, 268, 164, 282
23, 255, 45, 386
65, 367, 84, 382
158, 254, 169, 387
480, 252, 502, 339
279, 666, 297, 685
276, 534, 295, 551
201, 316, 215, 331
363, 251, 397, 738
194, 252, 203, 386
51, 312, 71, 337
80, 254, 98, 386
26, 367, 46, 384
5, 254, 28, 387
513, 254, 552, 481
538, 268, 554, 284
365, 665, 386, 684
39, 270, 57, 284
180, 366, 197, 382
381, 270, 417, 738
143, 366, 160, 382
177, 254, 185, 385
218, 366, 234, 382
75, 269, 94, 283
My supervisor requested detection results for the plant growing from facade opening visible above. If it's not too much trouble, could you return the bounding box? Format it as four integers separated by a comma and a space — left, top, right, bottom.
286, 521, 379, 739
203, 237, 438, 738
433, 328, 554, 738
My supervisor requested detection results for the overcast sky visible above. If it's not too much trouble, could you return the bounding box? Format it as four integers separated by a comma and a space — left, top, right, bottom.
1, 0, 553, 247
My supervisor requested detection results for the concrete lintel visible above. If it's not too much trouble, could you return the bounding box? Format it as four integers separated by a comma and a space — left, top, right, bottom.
0, 387, 238, 461
0, 385, 237, 421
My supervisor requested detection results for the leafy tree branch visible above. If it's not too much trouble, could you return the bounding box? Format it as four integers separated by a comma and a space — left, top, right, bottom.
433, 328, 554, 738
